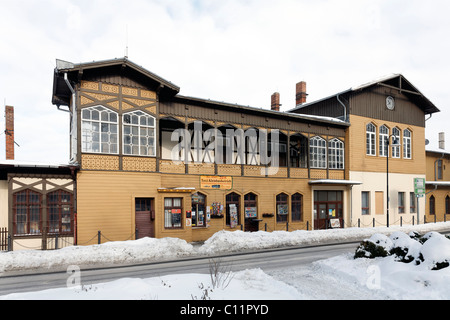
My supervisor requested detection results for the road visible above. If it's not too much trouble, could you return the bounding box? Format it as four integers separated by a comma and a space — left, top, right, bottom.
0, 241, 359, 296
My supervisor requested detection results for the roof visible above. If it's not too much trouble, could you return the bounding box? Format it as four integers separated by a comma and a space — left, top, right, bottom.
52, 57, 180, 106
289, 74, 440, 115
174, 94, 350, 127
0, 160, 78, 180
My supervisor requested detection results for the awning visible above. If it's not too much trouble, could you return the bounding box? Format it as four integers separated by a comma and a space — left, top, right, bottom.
308, 179, 363, 186
426, 181, 450, 187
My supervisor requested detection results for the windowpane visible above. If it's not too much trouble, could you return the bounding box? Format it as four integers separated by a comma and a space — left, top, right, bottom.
81, 106, 118, 154
123, 111, 156, 156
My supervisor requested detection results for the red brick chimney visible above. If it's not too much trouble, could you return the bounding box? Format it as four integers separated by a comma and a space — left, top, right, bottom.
296, 81, 308, 105
5, 105, 14, 160
271, 92, 281, 111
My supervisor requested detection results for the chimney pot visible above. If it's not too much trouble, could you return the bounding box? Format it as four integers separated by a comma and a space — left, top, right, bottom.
296, 81, 308, 105
5, 105, 15, 160
271, 92, 281, 111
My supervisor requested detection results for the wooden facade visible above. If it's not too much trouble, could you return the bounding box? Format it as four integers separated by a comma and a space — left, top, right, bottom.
49, 59, 441, 246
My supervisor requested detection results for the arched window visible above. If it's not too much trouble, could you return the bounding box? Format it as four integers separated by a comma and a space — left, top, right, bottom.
47, 190, 74, 234
429, 195, 435, 215
123, 110, 156, 156
13, 190, 41, 235
292, 193, 303, 222
379, 125, 389, 157
403, 129, 412, 159
392, 127, 401, 158
276, 193, 289, 223
310, 136, 327, 168
226, 192, 241, 227
81, 106, 118, 154
328, 138, 344, 169
366, 123, 376, 156
244, 193, 258, 219
191, 192, 206, 227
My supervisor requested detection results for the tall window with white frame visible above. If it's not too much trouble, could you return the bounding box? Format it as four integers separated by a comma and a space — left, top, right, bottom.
392, 127, 401, 158
81, 106, 118, 154
310, 136, 327, 169
379, 125, 389, 157
328, 138, 344, 169
123, 110, 156, 156
366, 123, 376, 156
403, 129, 412, 159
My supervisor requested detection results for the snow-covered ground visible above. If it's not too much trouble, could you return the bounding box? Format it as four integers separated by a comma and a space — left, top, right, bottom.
1, 222, 450, 300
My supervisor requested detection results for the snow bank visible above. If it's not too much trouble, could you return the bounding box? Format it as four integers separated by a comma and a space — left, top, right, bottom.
1, 222, 449, 273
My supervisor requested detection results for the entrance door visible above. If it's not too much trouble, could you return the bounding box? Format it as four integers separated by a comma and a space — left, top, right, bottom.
135, 198, 155, 239
314, 191, 343, 230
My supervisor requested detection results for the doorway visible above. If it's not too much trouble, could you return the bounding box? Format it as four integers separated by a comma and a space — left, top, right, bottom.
314, 191, 343, 230
135, 198, 155, 239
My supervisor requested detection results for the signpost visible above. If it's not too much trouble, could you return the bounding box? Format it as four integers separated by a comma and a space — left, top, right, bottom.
414, 178, 425, 224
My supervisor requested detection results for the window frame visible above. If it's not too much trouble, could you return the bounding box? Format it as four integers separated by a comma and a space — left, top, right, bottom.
291, 193, 303, 222
164, 197, 183, 229
81, 105, 119, 154
310, 136, 327, 169
47, 190, 74, 235
398, 192, 405, 214
429, 195, 435, 215
410, 192, 416, 213
276, 193, 289, 223
392, 127, 401, 159
191, 192, 206, 227
226, 192, 241, 226
123, 110, 156, 157
13, 190, 42, 236
366, 123, 376, 156
361, 191, 370, 215
328, 138, 344, 170
403, 129, 412, 159
379, 125, 389, 157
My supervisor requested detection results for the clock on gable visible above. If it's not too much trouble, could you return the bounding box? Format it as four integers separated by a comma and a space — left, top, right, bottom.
386, 96, 395, 110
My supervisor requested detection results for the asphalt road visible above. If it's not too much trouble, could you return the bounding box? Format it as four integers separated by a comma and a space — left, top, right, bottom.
0, 241, 359, 296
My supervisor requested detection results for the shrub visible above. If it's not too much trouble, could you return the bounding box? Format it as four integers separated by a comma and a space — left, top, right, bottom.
354, 240, 389, 259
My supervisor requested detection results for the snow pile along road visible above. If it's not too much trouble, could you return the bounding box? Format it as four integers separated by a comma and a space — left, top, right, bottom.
1, 222, 450, 300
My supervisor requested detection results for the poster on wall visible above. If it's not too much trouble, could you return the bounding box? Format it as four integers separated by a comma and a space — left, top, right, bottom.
245, 207, 257, 218
229, 204, 238, 228
277, 204, 288, 215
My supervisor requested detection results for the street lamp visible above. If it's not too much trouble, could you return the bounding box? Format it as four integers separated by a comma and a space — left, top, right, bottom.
386, 134, 401, 227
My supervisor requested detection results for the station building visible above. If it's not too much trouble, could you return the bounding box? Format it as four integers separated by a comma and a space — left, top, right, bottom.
0, 57, 443, 250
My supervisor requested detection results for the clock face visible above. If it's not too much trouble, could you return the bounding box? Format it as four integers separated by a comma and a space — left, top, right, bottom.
386, 96, 395, 110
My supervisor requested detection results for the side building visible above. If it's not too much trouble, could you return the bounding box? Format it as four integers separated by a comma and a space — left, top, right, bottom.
52, 58, 354, 245
426, 148, 450, 223
290, 74, 440, 228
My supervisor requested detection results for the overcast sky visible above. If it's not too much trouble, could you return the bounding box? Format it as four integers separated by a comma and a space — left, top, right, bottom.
0, 0, 449, 163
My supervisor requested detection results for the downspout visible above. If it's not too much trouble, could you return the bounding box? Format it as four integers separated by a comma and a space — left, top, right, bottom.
64, 73, 78, 164
337, 94, 347, 122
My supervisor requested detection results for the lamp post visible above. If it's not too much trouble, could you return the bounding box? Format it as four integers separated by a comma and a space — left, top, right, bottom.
386, 134, 400, 228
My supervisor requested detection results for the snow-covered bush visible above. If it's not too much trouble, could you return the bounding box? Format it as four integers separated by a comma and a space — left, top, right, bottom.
354, 231, 450, 271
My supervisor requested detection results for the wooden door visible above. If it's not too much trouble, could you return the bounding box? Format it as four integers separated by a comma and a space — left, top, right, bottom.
135, 198, 155, 239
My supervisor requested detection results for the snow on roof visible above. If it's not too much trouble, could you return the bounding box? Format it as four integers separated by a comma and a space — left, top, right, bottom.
0, 160, 76, 169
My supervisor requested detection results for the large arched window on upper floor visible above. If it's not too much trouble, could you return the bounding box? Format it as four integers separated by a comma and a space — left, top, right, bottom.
379, 125, 389, 157
310, 136, 327, 169
328, 138, 344, 169
366, 123, 376, 156
403, 129, 412, 159
81, 106, 118, 154
123, 110, 156, 156
392, 127, 401, 158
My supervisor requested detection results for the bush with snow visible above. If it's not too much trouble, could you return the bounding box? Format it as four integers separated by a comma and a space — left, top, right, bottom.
354, 231, 450, 270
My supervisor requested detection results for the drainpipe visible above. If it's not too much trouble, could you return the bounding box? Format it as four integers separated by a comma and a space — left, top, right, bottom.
64, 73, 78, 164
337, 94, 347, 122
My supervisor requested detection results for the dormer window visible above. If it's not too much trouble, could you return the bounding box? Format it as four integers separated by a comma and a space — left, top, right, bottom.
81, 106, 118, 154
